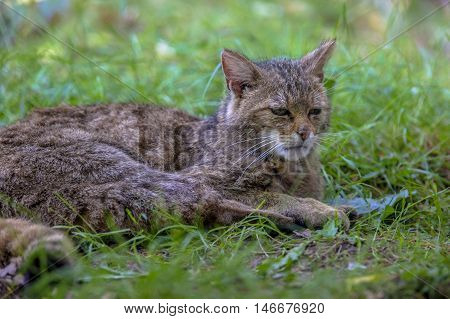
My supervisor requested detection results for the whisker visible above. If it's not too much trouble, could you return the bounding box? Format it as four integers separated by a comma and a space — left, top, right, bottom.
235, 143, 282, 184
193, 136, 277, 167
233, 138, 278, 165
222, 136, 270, 149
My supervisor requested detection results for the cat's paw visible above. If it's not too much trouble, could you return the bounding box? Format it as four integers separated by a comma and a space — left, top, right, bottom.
337, 205, 359, 221
282, 198, 351, 230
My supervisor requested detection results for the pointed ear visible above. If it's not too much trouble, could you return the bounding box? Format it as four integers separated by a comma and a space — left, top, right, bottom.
299, 39, 336, 82
221, 49, 261, 97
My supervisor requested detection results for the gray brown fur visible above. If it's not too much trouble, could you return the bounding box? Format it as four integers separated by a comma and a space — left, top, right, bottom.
0, 41, 351, 289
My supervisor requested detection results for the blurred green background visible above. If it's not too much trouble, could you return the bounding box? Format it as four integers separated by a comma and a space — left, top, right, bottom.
0, 0, 448, 298
1, 0, 448, 119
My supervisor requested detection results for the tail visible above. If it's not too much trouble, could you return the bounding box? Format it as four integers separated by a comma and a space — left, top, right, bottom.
0, 218, 75, 297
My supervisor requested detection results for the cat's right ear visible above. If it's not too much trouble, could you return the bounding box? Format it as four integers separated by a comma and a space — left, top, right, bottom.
221, 49, 261, 98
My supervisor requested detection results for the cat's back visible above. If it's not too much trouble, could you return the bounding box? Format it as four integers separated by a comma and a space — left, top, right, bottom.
0, 103, 201, 166
10, 103, 200, 134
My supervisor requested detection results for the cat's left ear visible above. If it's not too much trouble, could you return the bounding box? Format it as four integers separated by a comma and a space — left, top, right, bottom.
299, 39, 336, 82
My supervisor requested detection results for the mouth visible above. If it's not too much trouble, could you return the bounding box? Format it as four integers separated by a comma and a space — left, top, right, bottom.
281, 141, 311, 152
275, 141, 315, 161
262, 130, 316, 161
283, 144, 304, 150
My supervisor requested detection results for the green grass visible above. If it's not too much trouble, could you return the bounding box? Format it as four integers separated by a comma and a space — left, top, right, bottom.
1, 0, 449, 298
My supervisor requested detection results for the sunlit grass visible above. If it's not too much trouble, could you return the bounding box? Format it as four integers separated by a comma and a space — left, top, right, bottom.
0, 0, 448, 298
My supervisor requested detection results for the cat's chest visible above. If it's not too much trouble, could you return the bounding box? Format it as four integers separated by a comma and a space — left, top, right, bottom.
263, 159, 307, 194
256, 154, 322, 199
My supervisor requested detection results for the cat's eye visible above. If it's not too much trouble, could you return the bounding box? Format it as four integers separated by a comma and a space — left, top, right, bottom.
271, 108, 291, 117
308, 108, 322, 116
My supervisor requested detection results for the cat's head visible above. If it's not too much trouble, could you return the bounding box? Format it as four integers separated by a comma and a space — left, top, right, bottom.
220, 40, 335, 161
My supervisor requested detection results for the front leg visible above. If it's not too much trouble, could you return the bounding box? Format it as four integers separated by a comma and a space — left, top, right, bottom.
248, 192, 351, 230
210, 198, 294, 226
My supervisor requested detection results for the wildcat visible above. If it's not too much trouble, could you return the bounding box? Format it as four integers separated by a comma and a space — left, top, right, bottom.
0, 40, 352, 293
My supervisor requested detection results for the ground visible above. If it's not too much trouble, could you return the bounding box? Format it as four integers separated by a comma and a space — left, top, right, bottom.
0, 0, 448, 298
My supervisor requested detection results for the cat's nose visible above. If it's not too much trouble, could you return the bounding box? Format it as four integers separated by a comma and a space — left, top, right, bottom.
298, 128, 310, 141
